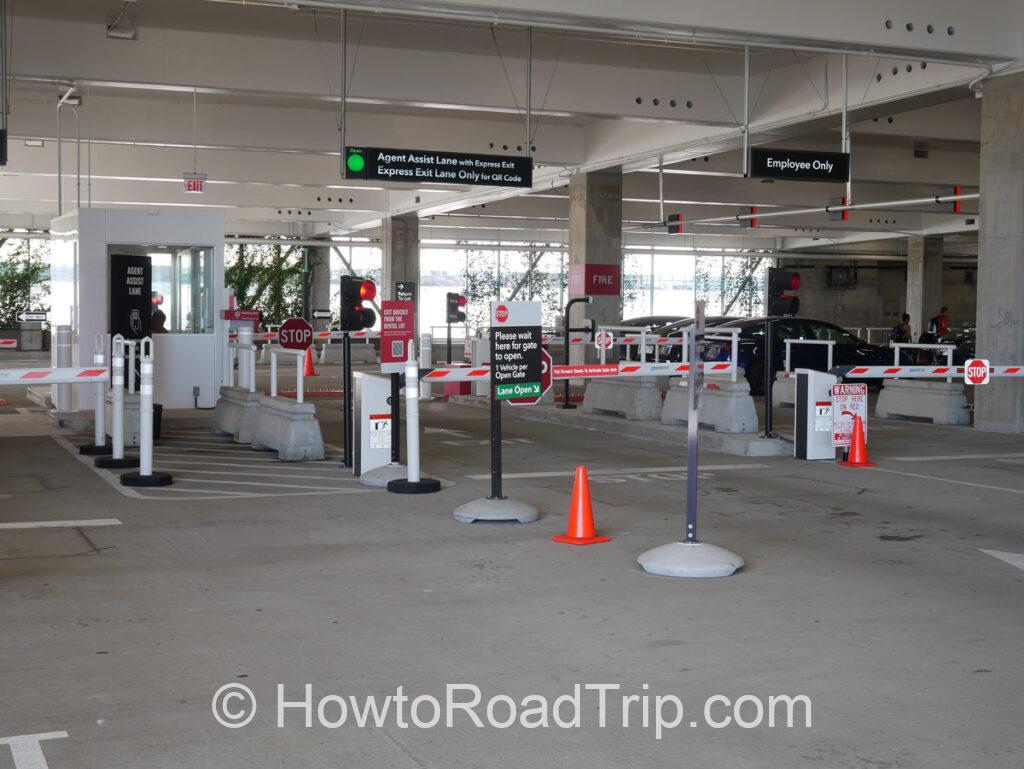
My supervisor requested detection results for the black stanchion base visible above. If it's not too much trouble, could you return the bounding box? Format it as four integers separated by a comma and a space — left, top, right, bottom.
79, 444, 113, 456
95, 456, 139, 469
387, 478, 442, 495
120, 471, 174, 487
559, 404, 578, 410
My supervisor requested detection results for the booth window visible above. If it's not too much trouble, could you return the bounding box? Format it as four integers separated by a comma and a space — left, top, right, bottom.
109, 245, 214, 333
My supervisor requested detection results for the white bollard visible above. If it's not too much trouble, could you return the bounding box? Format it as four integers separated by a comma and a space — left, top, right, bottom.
54, 324, 72, 411
79, 333, 112, 456
419, 332, 432, 400
238, 326, 256, 392
270, 349, 278, 397
296, 350, 304, 404
120, 337, 172, 487
386, 342, 440, 494
95, 335, 138, 469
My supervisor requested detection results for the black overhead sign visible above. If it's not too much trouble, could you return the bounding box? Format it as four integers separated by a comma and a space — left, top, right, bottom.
345, 146, 532, 188
749, 147, 850, 182
109, 254, 152, 341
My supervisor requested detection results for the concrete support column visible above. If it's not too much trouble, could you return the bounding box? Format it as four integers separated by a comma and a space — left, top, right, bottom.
382, 215, 420, 335
976, 73, 1024, 433
307, 245, 332, 331
905, 235, 943, 341
568, 167, 623, 364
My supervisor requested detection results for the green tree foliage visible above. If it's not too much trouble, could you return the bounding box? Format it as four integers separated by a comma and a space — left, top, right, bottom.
0, 240, 50, 328
224, 243, 306, 325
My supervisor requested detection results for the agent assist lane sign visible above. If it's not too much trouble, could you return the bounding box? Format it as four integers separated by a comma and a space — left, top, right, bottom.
345, 147, 532, 188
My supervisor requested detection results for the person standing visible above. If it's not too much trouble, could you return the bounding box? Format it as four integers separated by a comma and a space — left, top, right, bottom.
890, 313, 912, 345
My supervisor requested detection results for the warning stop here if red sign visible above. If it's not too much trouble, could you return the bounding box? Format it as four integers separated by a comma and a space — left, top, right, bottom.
832, 382, 868, 447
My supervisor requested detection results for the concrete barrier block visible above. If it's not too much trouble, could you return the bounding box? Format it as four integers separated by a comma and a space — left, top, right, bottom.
320, 344, 377, 364
772, 371, 796, 409
212, 385, 262, 443
875, 379, 970, 425
661, 377, 758, 433
582, 377, 664, 420
251, 395, 325, 461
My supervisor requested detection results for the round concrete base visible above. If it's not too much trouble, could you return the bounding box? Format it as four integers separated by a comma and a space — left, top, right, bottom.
79, 443, 113, 456
387, 478, 442, 495
359, 463, 408, 488
454, 497, 540, 524
637, 541, 744, 578
120, 471, 174, 488
94, 456, 139, 469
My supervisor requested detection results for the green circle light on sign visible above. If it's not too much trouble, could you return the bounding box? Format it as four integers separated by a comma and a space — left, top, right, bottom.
346, 153, 366, 173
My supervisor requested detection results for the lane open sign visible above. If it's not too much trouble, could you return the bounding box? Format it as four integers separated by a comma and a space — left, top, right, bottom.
964, 359, 990, 386
278, 317, 313, 350
832, 382, 868, 448
490, 301, 542, 402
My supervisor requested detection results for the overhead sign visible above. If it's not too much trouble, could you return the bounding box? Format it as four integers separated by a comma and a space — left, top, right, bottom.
345, 146, 532, 188
278, 317, 313, 350
490, 300, 542, 401
749, 147, 850, 183
109, 254, 152, 340
394, 281, 417, 304
16, 311, 47, 322
380, 300, 415, 374
832, 382, 869, 447
964, 358, 990, 386
568, 264, 622, 297
183, 172, 207, 193
508, 348, 552, 406
594, 330, 615, 351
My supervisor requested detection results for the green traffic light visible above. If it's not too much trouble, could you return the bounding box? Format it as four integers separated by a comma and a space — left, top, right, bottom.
346, 152, 366, 173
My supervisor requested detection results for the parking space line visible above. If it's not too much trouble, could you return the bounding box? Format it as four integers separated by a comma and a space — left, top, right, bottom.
155, 461, 357, 480
0, 519, 123, 530
979, 549, 1024, 572
891, 452, 1024, 462
173, 477, 370, 491
466, 463, 769, 480
867, 467, 1024, 495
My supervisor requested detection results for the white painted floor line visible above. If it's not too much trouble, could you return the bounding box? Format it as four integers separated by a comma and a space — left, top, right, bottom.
891, 452, 1024, 462
152, 442, 270, 453
868, 467, 1024, 495
466, 463, 769, 480
157, 466, 360, 482
155, 458, 349, 473
0, 519, 122, 530
173, 477, 366, 490
979, 549, 1024, 572
141, 487, 375, 500
51, 436, 144, 499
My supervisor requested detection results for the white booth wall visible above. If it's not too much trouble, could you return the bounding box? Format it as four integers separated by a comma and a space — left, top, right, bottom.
50, 208, 226, 410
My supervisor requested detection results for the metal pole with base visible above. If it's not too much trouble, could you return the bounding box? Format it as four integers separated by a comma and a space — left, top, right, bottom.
637, 301, 743, 578
342, 331, 352, 467
387, 342, 441, 494
95, 335, 138, 469
121, 338, 173, 487
560, 296, 592, 409
79, 333, 112, 456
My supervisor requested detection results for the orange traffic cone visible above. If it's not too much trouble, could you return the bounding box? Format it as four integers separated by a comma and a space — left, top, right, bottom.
304, 346, 317, 377
553, 466, 611, 545
838, 415, 876, 467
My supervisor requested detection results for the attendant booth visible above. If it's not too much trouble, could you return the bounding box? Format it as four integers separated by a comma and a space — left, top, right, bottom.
49, 208, 227, 410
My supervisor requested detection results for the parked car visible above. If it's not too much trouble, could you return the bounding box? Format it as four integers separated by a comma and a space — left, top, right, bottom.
701, 317, 909, 394
615, 315, 686, 360
941, 327, 974, 365
653, 316, 742, 362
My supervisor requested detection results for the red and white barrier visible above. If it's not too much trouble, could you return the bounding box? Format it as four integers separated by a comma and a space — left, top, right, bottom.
0, 366, 108, 383
422, 360, 735, 383
844, 365, 1023, 378
0, 339, 16, 348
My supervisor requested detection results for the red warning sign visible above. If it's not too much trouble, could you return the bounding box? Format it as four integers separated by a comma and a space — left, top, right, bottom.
832, 382, 868, 448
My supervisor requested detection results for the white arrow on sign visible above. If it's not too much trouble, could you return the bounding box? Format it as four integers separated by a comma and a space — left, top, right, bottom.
979, 549, 1024, 572
312, 310, 332, 319
16, 311, 47, 322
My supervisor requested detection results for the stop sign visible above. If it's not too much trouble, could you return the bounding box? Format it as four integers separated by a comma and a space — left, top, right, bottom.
594, 330, 615, 351
964, 358, 990, 386
278, 317, 313, 350
508, 348, 552, 406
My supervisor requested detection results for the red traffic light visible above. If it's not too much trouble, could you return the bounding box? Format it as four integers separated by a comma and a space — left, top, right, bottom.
788, 273, 801, 291
457, 295, 468, 307
359, 280, 376, 301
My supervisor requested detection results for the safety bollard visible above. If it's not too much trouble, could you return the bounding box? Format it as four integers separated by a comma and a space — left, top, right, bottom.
238, 326, 256, 392
419, 332, 432, 400
296, 349, 304, 403
121, 338, 173, 487
79, 333, 113, 456
95, 335, 139, 469
54, 324, 72, 412
387, 342, 441, 494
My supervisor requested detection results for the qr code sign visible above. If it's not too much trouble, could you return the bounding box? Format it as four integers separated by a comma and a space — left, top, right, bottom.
391, 340, 404, 357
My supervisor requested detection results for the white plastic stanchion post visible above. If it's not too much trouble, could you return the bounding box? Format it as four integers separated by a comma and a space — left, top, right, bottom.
270, 350, 278, 397
296, 350, 304, 404
419, 332, 432, 400
386, 341, 441, 494
55, 324, 72, 411
128, 340, 137, 393
120, 338, 172, 487
95, 335, 138, 469
79, 334, 112, 456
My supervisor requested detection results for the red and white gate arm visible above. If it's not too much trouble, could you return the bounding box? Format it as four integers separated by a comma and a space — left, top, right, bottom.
0, 367, 110, 385
540, 334, 686, 347
0, 339, 16, 348
839, 364, 1024, 378
420, 360, 734, 383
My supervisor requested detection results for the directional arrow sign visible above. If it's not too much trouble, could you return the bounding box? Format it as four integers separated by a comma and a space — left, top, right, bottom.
312, 309, 332, 319
16, 311, 47, 322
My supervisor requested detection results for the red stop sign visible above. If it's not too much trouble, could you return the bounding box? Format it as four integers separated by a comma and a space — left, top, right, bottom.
964, 358, 990, 386
278, 317, 313, 350
495, 304, 509, 324
508, 348, 552, 406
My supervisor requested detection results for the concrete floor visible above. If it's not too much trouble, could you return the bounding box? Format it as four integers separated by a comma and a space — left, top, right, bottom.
2, 357, 1023, 768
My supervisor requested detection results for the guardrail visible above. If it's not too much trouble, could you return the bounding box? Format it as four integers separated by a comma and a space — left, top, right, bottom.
269, 347, 307, 403
784, 338, 835, 373
892, 343, 955, 382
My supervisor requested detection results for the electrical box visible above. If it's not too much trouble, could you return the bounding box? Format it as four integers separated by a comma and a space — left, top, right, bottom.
353, 371, 393, 477
794, 368, 838, 461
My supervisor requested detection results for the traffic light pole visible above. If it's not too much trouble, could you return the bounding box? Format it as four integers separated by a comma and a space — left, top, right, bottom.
446, 322, 452, 365
390, 372, 402, 465
342, 332, 353, 467
560, 296, 592, 409
764, 318, 774, 438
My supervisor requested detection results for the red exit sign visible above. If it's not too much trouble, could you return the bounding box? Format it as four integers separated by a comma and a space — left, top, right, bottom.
183, 172, 207, 194
568, 263, 622, 296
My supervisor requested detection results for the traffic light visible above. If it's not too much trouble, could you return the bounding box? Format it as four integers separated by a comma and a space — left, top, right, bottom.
339, 275, 376, 331
446, 292, 467, 324
666, 212, 683, 234
767, 268, 800, 316
740, 206, 758, 228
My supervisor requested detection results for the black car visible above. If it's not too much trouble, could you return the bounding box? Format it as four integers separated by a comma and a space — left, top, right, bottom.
652, 316, 742, 362
702, 317, 907, 394
617, 315, 687, 360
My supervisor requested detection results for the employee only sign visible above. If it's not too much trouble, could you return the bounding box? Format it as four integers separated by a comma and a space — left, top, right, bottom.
490, 301, 542, 401
832, 382, 868, 447
380, 300, 415, 374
